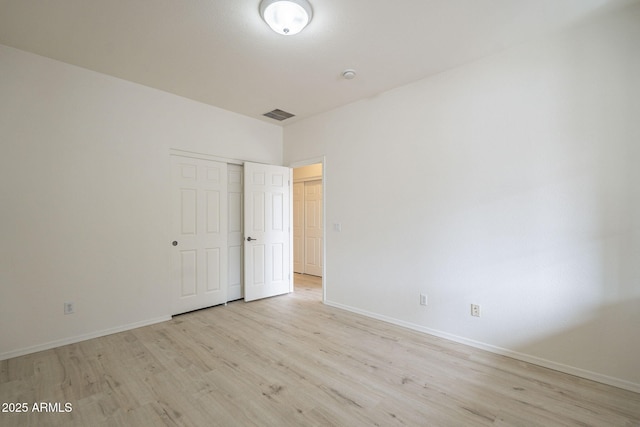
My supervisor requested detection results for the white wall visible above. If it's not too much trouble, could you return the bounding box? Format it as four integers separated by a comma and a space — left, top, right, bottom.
0, 45, 282, 359
284, 4, 640, 391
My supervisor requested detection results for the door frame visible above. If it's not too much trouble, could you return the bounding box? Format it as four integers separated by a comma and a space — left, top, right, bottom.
289, 157, 326, 303
169, 148, 243, 166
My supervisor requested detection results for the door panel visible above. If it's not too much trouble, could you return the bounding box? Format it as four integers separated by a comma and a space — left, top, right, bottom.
244, 162, 291, 302
227, 164, 244, 301
206, 248, 221, 291
253, 192, 265, 231
206, 191, 220, 233
180, 250, 197, 296
171, 156, 228, 315
180, 189, 197, 234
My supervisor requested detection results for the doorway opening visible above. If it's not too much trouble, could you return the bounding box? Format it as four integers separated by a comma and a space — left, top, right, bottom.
292, 161, 324, 300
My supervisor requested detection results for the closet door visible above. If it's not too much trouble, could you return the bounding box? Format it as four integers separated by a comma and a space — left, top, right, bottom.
244, 162, 292, 302
304, 180, 323, 277
227, 164, 244, 301
293, 182, 304, 273
170, 156, 228, 315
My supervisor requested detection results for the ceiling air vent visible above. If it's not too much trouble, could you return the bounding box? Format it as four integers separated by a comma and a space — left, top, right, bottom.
263, 109, 295, 121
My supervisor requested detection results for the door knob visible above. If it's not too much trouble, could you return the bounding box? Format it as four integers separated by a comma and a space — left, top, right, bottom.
172, 241, 178, 246
246, 237, 257, 242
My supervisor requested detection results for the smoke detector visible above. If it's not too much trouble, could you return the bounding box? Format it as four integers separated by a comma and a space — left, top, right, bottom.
342, 69, 357, 80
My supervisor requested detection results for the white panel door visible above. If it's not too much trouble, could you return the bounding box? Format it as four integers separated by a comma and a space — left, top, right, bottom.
244, 162, 292, 302
293, 182, 304, 274
227, 164, 244, 301
304, 180, 323, 276
171, 156, 227, 315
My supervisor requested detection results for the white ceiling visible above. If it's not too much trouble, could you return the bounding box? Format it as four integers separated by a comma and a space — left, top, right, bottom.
0, 0, 635, 125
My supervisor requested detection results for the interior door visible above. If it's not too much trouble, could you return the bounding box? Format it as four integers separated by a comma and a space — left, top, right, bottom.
293, 182, 304, 274
304, 180, 323, 276
227, 164, 244, 301
244, 162, 292, 302
171, 156, 228, 315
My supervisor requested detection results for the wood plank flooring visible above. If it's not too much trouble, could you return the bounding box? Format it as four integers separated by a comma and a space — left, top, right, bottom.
1, 274, 639, 426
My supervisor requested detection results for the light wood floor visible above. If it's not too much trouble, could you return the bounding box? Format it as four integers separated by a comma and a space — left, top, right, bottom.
1, 274, 639, 426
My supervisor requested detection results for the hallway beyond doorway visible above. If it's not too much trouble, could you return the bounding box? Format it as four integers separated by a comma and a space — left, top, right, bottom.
294, 273, 322, 292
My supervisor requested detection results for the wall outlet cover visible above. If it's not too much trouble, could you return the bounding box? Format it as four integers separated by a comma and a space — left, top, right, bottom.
64, 302, 75, 315
471, 304, 480, 317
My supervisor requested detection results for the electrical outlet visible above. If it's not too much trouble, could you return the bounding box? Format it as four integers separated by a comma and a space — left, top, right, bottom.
420, 294, 428, 306
471, 304, 480, 317
64, 302, 75, 315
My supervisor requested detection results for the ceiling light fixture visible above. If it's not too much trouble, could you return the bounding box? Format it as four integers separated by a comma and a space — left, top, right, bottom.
259, 0, 313, 36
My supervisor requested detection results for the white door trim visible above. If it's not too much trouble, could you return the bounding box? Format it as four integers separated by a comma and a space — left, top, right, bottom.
169, 148, 244, 165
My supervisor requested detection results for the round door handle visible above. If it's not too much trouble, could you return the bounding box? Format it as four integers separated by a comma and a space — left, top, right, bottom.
172, 241, 178, 246
246, 237, 257, 242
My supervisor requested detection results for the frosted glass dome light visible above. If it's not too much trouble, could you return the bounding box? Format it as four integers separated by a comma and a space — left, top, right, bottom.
260, 0, 313, 36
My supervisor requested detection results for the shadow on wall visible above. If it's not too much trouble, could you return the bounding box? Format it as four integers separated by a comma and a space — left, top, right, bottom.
514, 296, 640, 390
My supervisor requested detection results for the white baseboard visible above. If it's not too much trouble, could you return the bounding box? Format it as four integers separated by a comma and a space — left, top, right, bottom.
324, 300, 640, 394
0, 316, 171, 361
